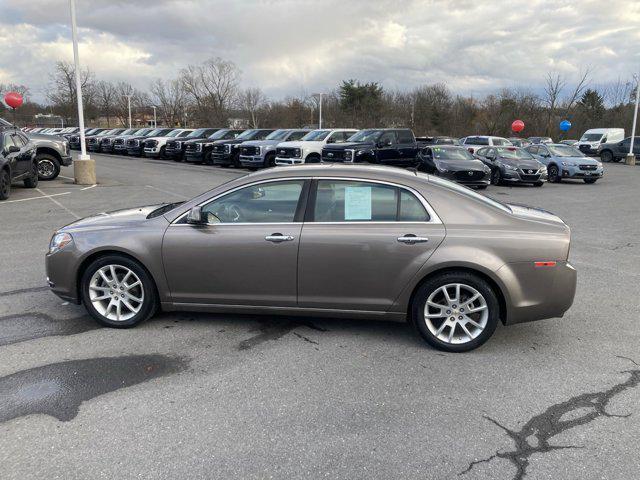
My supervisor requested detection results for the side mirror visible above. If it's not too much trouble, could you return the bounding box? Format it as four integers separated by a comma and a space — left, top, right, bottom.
186, 206, 204, 224
7, 145, 20, 154
601, 137, 607, 143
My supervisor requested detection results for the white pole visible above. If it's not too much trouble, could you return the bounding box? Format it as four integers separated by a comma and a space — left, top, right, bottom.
152, 106, 157, 128
69, 0, 95, 184
319, 93, 323, 129
629, 75, 639, 156
125, 95, 132, 129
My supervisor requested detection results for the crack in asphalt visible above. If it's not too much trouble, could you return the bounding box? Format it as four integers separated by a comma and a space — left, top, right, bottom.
461, 361, 640, 480
0, 285, 50, 297
238, 318, 327, 350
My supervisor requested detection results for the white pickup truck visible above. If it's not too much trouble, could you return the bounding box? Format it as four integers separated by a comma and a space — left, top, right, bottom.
274, 129, 357, 165
461, 136, 513, 154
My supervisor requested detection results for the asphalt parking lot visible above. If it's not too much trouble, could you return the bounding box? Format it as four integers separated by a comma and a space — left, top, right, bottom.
1, 152, 639, 480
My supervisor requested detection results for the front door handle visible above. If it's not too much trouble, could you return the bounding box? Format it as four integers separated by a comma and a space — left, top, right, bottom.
397, 235, 429, 244
265, 233, 295, 243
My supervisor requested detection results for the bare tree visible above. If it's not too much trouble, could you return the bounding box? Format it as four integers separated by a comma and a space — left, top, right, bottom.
543, 73, 566, 135
562, 67, 591, 116
47, 61, 96, 124
95, 80, 118, 127
180, 57, 240, 125
150, 78, 187, 127
238, 87, 267, 127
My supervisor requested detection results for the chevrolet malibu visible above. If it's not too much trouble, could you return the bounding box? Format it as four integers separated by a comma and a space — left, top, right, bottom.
45, 165, 576, 352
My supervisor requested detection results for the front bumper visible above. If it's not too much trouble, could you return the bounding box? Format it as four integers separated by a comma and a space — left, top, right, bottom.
165, 147, 183, 159
499, 260, 577, 325
239, 155, 265, 167
560, 165, 603, 179
113, 144, 128, 154
275, 157, 303, 165
87, 143, 101, 152
212, 152, 233, 165
144, 147, 162, 158
439, 170, 490, 186
501, 169, 547, 183
126, 146, 143, 156
45, 250, 80, 304
578, 145, 598, 155
184, 151, 204, 162
100, 144, 115, 153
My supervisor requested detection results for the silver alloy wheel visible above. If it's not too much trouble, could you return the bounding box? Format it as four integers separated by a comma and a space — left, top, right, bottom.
38, 159, 55, 178
423, 283, 489, 344
89, 264, 144, 321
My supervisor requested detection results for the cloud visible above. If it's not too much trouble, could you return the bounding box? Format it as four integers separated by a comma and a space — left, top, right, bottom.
1, 0, 639, 102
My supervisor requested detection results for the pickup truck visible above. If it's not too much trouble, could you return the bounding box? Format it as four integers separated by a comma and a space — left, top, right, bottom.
321, 128, 419, 166
211, 129, 275, 167
239, 129, 311, 169
275, 129, 357, 165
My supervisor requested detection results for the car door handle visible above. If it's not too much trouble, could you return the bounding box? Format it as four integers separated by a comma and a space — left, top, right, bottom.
265, 233, 295, 243
397, 235, 429, 244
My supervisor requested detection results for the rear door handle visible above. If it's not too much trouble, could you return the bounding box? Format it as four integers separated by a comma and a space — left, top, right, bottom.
397, 235, 429, 244
265, 233, 295, 243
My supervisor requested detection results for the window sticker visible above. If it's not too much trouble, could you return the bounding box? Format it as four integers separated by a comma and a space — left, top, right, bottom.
344, 186, 372, 220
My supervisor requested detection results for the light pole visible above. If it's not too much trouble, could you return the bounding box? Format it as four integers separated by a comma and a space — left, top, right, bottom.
152, 106, 157, 128
124, 94, 133, 129
312, 92, 324, 128
627, 74, 639, 166
69, 0, 95, 184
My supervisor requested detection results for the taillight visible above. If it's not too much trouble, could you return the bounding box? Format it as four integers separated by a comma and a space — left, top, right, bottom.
534, 261, 556, 268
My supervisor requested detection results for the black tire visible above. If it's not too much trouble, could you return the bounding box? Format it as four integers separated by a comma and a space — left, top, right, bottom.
306, 153, 321, 164
0, 169, 10, 200
583, 178, 598, 184
23, 162, 38, 188
533, 181, 544, 187
159, 146, 166, 159
600, 150, 613, 163
232, 152, 241, 168
547, 164, 561, 183
264, 153, 276, 168
173, 153, 184, 163
490, 168, 501, 185
411, 271, 500, 352
475, 185, 488, 190
36, 153, 60, 180
80, 254, 158, 328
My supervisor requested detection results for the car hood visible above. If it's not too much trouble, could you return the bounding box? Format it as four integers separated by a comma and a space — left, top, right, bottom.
278, 140, 323, 148
242, 139, 280, 147
60, 204, 173, 231
435, 158, 488, 171
499, 157, 542, 169
187, 138, 225, 145
324, 142, 373, 150
551, 155, 596, 165
28, 132, 66, 142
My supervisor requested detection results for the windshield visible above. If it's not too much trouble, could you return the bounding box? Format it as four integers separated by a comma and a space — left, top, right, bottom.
347, 130, 381, 142
120, 128, 136, 135
236, 130, 257, 140
431, 147, 475, 160
266, 129, 289, 140
145, 128, 169, 137
166, 129, 184, 137
496, 147, 534, 159
301, 130, 331, 141
548, 145, 584, 157
187, 128, 210, 138
580, 133, 603, 142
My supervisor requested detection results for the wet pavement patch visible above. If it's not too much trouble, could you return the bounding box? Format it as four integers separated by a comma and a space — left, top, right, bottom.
238, 317, 327, 350
0, 355, 188, 423
0, 313, 100, 347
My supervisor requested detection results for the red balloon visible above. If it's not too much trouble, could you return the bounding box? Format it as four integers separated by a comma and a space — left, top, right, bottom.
511, 120, 525, 133
4, 91, 23, 109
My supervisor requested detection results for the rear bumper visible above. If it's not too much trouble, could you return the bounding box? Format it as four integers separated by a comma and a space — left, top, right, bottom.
498, 260, 577, 325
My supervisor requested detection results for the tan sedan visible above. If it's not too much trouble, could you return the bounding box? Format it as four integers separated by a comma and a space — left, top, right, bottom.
46, 165, 576, 352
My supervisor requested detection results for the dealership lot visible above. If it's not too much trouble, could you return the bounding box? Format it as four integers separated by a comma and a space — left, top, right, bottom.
1, 153, 640, 479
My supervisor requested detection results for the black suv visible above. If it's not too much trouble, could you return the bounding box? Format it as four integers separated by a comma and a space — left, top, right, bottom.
598, 137, 640, 163
166, 128, 220, 161
0, 127, 38, 200
184, 129, 246, 164
211, 129, 275, 167
322, 128, 419, 166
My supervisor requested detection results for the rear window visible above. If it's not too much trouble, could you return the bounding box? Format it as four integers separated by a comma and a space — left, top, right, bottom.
397, 130, 415, 143
465, 137, 489, 146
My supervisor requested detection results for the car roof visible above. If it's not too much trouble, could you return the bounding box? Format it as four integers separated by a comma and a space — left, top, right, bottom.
242, 163, 425, 183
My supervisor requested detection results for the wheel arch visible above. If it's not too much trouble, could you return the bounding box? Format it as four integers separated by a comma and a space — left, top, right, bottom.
76, 249, 161, 307
36, 146, 62, 162
405, 265, 508, 325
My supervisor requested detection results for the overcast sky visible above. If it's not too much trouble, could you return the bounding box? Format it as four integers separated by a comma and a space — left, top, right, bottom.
1, 0, 639, 102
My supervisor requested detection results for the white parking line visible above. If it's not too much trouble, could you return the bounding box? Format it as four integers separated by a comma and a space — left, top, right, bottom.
0, 191, 71, 204
81, 184, 97, 191
145, 185, 188, 199
35, 188, 81, 219
59, 175, 75, 181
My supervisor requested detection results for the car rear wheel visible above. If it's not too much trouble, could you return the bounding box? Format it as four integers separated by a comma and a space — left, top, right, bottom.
547, 164, 561, 183
36, 153, 60, 180
411, 272, 499, 352
600, 150, 613, 163
81, 255, 158, 328
0, 169, 10, 200
23, 162, 38, 188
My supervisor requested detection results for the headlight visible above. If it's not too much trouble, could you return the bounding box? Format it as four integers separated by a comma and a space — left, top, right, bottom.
344, 150, 353, 161
539, 165, 547, 172
294, 148, 302, 158
175, 141, 181, 148
561, 161, 575, 166
224, 144, 231, 153
437, 165, 449, 173
504, 164, 518, 170
49, 232, 73, 254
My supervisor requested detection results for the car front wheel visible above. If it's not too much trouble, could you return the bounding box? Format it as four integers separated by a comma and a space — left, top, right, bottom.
81, 255, 158, 328
36, 153, 61, 180
600, 150, 613, 163
490, 168, 501, 185
411, 272, 499, 352
0, 169, 10, 200
547, 164, 561, 183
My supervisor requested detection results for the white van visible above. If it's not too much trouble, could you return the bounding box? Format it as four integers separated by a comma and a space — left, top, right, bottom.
576, 128, 624, 155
